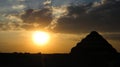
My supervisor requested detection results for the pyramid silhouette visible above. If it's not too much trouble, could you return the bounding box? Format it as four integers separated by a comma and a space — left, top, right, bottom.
70, 31, 118, 67
70, 31, 117, 55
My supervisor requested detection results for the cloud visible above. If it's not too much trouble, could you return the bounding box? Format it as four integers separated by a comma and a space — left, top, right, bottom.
101, 0, 116, 4
12, 5, 26, 10
103, 33, 120, 40
0, 0, 120, 33
0, 14, 23, 31
48, 6, 68, 29
52, 0, 70, 6
20, 8, 52, 29
0, 0, 26, 13
53, 0, 120, 33
43, 0, 51, 5
20, 0, 68, 30
0, 0, 52, 31
0, 0, 81, 31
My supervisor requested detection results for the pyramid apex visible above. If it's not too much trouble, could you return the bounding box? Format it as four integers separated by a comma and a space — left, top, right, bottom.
90, 31, 98, 34
89, 31, 100, 36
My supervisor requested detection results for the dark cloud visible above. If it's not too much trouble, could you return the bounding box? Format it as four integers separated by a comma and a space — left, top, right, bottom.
21, 8, 52, 29
0, 0, 53, 31
53, 0, 120, 33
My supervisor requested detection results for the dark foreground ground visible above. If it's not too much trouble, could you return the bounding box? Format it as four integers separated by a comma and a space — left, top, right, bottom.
0, 53, 120, 67
0, 53, 70, 67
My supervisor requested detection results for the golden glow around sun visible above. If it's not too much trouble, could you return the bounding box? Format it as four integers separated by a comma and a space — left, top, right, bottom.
32, 31, 50, 45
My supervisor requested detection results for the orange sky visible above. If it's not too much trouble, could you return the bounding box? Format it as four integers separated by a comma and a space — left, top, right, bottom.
0, 31, 82, 53
0, 31, 120, 53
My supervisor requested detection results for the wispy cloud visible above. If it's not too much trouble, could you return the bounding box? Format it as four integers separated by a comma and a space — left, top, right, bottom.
48, 6, 68, 29
12, 5, 26, 10
0, 14, 23, 31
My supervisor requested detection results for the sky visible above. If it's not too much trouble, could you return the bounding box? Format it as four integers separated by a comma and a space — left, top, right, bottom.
0, 0, 120, 53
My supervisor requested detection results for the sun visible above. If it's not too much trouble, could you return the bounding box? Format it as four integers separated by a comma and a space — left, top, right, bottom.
32, 31, 50, 45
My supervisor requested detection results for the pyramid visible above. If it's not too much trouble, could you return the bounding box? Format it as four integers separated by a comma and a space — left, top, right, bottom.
70, 31, 117, 56
69, 31, 119, 67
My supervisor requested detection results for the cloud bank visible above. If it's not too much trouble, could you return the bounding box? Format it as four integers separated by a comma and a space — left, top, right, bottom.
53, 0, 120, 33
0, 0, 120, 34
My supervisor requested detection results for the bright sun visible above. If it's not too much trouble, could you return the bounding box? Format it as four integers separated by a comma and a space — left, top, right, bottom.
32, 31, 50, 45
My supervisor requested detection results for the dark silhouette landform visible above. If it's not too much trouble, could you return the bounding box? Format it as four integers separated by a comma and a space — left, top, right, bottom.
70, 31, 119, 67
0, 31, 120, 67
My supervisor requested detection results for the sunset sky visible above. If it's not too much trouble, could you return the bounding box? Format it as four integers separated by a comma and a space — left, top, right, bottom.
0, 0, 120, 53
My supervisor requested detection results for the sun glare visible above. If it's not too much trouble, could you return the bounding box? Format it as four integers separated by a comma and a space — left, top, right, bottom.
32, 31, 50, 45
